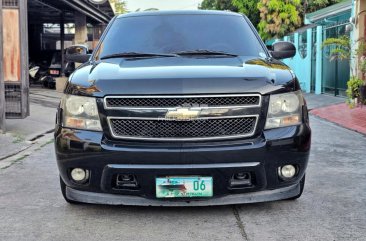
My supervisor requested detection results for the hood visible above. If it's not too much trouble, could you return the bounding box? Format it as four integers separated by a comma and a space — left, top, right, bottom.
65, 56, 298, 97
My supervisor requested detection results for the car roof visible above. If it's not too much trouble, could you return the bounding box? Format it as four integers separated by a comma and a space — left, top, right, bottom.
117, 10, 243, 19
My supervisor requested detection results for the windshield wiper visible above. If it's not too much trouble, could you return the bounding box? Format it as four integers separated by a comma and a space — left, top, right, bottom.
100, 52, 178, 60
173, 49, 238, 57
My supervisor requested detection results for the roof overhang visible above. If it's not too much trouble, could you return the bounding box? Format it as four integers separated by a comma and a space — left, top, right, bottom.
28, 0, 114, 24
306, 0, 352, 23
293, 23, 318, 34
59, 0, 113, 23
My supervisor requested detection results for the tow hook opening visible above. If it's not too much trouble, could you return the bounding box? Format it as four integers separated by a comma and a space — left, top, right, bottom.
229, 172, 254, 188
114, 174, 139, 190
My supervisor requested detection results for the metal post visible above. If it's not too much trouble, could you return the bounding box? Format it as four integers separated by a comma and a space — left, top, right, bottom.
315, 26, 323, 95
0, 0, 6, 133
305, 28, 312, 93
19, 0, 29, 117
60, 13, 65, 76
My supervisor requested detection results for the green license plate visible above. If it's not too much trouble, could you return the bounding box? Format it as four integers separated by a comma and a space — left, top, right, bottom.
156, 176, 213, 198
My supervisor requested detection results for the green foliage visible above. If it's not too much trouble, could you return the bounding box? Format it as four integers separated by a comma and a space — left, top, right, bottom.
257, 0, 302, 40
355, 40, 366, 56
321, 36, 366, 75
199, 0, 343, 38
109, 0, 127, 14
321, 36, 351, 62
346, 77, 364, 108
199, 0, 260, 29
296, 1, 342, 34
305, 0, 342, 14
199, 0, 238, 11
232, 0, 260, 28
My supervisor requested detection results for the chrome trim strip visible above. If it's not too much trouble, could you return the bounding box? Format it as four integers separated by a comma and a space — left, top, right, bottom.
107, 115, 259, 141
103, 94, 262, 110
106, 162, 261, 169
107, 115, 258, 121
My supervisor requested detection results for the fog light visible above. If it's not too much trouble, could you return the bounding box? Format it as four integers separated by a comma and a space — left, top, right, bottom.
278, 165, 296, 179
70, 168, 89, 183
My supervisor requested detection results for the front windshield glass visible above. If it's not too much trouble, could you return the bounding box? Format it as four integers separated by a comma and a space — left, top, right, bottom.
97, 14, 267, 59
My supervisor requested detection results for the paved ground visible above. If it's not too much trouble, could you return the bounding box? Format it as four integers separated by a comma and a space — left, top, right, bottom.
311, 103, 366, 135
303, 93, 344, 110
0, 115, 365, 241
0, 87, 59, 162
4, 87, 60, 139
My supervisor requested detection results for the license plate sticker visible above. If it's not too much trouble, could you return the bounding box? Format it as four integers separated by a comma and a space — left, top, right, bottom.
50, 70, 59, 75
156, 177, 213, 198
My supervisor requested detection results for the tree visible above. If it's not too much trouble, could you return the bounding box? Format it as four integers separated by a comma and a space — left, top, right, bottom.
199, 0, 238, 12
232, 0, 260, 29
297, 0, 342, 24
305, 0, 342, 14
199, 0, 261, 29
257, 0, 302, 40
322, 36, 351, 62
109, 0, 127, 15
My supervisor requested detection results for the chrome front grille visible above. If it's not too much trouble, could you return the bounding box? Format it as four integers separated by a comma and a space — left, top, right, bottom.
105, 94, 262, 141
105, 94, 261, 109
108, 116, 258, 141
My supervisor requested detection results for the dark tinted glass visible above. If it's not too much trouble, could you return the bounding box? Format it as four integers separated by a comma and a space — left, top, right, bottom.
98, 14, 266, 58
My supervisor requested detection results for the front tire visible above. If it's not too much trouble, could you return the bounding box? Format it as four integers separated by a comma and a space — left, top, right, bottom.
60, 176, 81, 204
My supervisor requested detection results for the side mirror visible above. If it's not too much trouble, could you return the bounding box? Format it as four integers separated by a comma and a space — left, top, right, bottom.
271, 41, 296, 59
65, 54, 91, 64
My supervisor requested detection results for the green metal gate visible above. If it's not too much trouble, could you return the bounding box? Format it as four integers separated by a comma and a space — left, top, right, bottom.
321, 16, 351, 96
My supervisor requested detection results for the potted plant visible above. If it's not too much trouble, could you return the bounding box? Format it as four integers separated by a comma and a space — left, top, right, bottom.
346, 77, 364, 107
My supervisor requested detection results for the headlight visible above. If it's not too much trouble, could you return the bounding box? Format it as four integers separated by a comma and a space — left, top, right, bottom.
265, 91, 304, 129
61, 95, 102, 131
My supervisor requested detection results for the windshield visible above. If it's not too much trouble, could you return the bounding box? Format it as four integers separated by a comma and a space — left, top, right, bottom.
96, 14, 267, 59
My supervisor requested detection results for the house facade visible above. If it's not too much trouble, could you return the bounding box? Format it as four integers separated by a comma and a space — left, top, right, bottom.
272, 0, 366, 97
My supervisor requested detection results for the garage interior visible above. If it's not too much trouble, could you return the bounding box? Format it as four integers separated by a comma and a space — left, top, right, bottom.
27, 0, 114, 83
1, 0, 115, 127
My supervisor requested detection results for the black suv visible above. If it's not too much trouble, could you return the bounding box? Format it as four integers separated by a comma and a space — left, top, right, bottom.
55, 10, 311, 206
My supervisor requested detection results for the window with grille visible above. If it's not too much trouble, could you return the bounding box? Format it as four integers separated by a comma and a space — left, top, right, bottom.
5, 83, 22, 118
2, 0, 19, 7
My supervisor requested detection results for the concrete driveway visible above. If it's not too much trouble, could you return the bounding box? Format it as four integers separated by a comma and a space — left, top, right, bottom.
0, 116, 365, 241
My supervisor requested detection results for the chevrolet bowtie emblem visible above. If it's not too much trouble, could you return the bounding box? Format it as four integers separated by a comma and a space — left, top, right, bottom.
165, 108, 200, 121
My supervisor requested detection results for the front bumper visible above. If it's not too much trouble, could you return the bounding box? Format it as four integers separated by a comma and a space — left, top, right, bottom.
66, 183, 300, 206
55, 123, 311, 205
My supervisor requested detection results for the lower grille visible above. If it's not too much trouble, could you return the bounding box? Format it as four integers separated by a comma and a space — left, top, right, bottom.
108, 116, 257, 140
